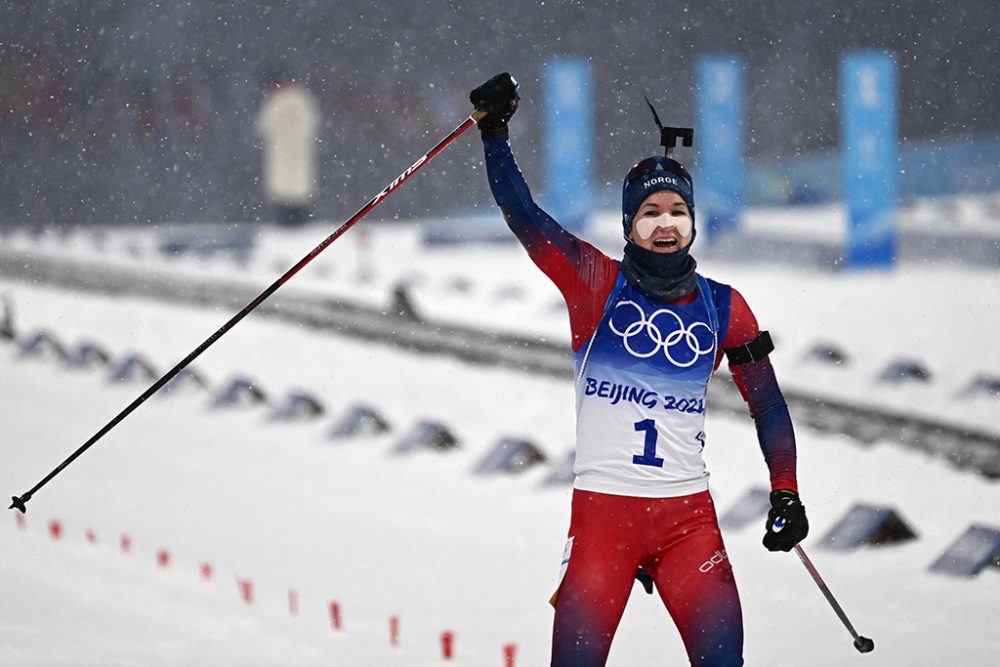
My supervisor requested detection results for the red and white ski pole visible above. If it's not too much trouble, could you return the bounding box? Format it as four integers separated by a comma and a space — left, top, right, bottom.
9, 109, 487, 514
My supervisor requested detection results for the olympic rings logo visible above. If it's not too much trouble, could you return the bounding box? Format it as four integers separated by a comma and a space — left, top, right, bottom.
608, 300, 715, 367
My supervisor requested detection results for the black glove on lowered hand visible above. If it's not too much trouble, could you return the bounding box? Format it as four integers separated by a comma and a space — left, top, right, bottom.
763, 490, 809, 552
470, 72, 519, 131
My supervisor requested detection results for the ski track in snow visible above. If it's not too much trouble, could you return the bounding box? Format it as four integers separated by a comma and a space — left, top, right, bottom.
2, 213, 1000, 666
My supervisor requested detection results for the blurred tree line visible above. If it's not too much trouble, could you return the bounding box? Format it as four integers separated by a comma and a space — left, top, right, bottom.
0, 0, 996, 228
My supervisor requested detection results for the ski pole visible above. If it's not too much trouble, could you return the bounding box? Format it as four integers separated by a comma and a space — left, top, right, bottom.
9, 109, 487, 514
793, 545, 875, 653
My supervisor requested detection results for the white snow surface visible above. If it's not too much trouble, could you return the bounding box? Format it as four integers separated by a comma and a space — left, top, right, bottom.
2, 206, 1000, 666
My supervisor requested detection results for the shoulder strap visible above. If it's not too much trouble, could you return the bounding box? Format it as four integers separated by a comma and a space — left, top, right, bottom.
696, 274, 720, 335
575, 271, 628, 385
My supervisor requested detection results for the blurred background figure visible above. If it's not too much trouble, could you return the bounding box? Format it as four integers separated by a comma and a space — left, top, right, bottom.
256, 76, 320, 226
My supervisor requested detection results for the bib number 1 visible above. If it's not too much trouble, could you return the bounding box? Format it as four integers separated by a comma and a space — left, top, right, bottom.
632, 419, 665, 468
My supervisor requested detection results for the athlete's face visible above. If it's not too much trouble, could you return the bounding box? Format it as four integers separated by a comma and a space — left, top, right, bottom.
628, 190, 693, 253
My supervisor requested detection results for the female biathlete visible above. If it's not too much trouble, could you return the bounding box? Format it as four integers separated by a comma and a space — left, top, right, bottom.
470, 73, 809, 667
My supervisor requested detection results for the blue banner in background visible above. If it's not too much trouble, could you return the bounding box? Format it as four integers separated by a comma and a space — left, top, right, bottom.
841, 51, 898, 268
542, 58, 594, 234
696, 55, 745, 242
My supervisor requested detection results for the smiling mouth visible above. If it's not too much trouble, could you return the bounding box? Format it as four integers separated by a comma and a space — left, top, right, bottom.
653, 238, 679, 248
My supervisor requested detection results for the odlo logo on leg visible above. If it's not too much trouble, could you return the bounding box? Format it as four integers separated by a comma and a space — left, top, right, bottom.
699, 549, 729, 573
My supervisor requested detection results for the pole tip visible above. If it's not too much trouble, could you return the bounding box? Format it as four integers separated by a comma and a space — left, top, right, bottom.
9, 495, 28, 513
854, 636, 875, 653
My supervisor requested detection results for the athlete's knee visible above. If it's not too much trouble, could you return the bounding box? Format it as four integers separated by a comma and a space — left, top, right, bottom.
551, 627, 615, 667
685, 614, 743, 667
551, 598, 618, 667
690, 651, 744, 667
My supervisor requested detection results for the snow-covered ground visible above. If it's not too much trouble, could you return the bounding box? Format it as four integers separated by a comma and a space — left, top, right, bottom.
6, 196, 1000, 436
2, 202, 1000, 665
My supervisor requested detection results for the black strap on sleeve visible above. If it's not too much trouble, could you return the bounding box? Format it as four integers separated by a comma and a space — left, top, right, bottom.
724, 330, 775, 366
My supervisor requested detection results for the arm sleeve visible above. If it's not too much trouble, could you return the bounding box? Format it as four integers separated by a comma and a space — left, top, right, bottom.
482, 129, 618, 351
722, 288, 799, 493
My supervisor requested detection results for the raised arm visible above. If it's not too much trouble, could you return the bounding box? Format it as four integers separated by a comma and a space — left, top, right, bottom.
472, 74, 618, 351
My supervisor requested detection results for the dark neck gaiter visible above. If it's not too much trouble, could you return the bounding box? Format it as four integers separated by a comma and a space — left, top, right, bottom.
620, 241, 698, 302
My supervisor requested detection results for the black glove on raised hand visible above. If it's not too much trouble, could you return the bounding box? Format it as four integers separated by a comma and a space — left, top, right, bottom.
763, 490, 809, 552
470, 72, 519, 131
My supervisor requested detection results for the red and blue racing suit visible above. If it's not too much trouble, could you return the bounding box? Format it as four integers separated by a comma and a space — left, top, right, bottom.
482, 129, 798, 667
